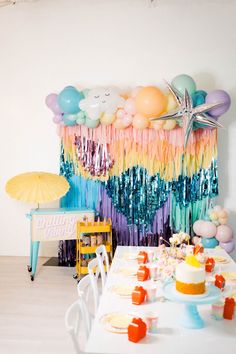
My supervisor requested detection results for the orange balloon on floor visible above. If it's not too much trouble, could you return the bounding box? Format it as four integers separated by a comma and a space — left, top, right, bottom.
135, 86, 167, 118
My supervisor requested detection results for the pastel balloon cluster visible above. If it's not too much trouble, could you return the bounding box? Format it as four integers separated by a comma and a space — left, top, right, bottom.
193, 206, 235, 253
46, 75, 231, 129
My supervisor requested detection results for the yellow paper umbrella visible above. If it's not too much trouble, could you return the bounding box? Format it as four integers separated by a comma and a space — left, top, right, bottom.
5, 172, 70, 204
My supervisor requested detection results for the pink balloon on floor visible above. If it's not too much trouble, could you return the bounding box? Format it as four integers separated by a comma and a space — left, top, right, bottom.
215, 224, 233, 242
193, 220, 204, 235
220, 239, 235, 253
200, 221, 217, 238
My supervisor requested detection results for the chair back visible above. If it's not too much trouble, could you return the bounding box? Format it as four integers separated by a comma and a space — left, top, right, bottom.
95, 245, 110, 289
88, 258, 100, 311
65, 300, 85, 354
77, 275, 92, 336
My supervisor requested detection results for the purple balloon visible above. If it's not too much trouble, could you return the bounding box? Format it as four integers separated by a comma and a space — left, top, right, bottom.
220, 239, 235, 253
205, 90, 231, 118
53, 114, 63, 124
45, 93, 62, 114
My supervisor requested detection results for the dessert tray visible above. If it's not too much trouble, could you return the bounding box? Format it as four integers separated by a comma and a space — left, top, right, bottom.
163, 281, 221, 329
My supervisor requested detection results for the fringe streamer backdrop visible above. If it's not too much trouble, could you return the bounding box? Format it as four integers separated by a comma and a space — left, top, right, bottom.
58, 125, 218, 266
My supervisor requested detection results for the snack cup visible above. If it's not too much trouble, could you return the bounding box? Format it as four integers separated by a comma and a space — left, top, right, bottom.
146, 285, 157, 302
211, 302, 224, 320
148, 250, 155, 262
148, 264, 158, 281
144, 312, 158, 333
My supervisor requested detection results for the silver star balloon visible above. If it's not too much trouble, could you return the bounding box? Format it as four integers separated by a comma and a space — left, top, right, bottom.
151, 82, 224, 148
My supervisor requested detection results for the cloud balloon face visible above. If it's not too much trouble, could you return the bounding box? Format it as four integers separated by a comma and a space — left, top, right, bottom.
79, 87, 125, 120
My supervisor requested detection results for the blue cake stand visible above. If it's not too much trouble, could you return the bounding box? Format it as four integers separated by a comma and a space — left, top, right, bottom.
163, 281, 222, 329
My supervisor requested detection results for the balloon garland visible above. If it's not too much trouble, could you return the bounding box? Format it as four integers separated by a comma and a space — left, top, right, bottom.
46, 74, 231, 264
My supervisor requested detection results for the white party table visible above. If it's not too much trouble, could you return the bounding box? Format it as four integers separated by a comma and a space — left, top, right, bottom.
86, 246, 236, 354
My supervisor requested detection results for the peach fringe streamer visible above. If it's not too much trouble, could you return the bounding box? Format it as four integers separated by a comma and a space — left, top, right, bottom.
58, 125, 217, 181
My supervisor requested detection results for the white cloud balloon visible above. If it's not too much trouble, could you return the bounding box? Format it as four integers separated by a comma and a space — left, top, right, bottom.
79, 87, 125, 120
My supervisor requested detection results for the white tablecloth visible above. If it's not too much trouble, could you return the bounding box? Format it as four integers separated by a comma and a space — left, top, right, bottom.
86, 246, 236, 354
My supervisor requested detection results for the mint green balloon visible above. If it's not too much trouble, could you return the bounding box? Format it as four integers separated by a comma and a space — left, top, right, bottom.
85, 118, 100, 128
171, 74, 196, 96
76, 111, 86, 125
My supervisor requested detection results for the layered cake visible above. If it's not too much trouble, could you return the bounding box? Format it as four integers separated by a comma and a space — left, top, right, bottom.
175, 256, 206, 295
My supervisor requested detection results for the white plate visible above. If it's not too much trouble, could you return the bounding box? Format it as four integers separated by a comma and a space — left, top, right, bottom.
109, 285, 134, 298
99, 312, 134, 334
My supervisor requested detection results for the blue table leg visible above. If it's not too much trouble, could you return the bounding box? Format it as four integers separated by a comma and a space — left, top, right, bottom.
179, 304, 204, 329
31, 241, 40, 281
27, 239, 33, 273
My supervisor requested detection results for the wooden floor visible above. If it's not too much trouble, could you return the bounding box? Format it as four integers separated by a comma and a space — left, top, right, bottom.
0, 256, 79, 354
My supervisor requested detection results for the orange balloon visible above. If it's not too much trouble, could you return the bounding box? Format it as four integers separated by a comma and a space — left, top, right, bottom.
132, 113, 149, 130
135, 86, 167, 118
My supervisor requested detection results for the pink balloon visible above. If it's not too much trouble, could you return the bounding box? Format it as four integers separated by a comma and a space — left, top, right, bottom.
131, 86, 142, 98
116, 109, 125, 119
124, 98, 136, 115
215, 224, 233, 243
200, 221, 217, 238
193, 220, 204, 235
53, 114, 63, 124
220, 239, 235, 253
122, 113, 133, 127
213, 205, 222, 213
45, 93, 61, 114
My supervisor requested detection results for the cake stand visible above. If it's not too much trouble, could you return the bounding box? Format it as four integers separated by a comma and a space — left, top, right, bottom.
163, 281, 222, 329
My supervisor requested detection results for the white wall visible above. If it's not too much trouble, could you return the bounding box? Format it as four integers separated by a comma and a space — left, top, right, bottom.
0, 0, 236, 257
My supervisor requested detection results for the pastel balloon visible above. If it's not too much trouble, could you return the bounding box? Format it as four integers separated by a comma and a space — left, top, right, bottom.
132, 113, 149, 129
85, 118, 100, 128
135, 86, 167, 118
163, 119, 177, 130
213, 205, 222, 213
220, 239, 235, 253
53, 114, 63, 124
218, 210, 228, 218
218, 217, 228, 225
116, 109, 125, 119
200, 221, 217, 238
171, 74, 196, 96
124, 98, 136, 115
100, 113, 116, 125
122, 114, 133, 127
201, 237, 219, 249
76, 111, 86, 125
191, 90, 207, 108
166, 93, 177, 111
131, 86, 142, 98
45, 93, 61, 114
58, 86, 84, 114
113, 119, 126, 129
215, 224, 233, 243
209, 211, 218, 221
205, 90, 231, 117
62, 113, 77, 126
193, 220, 204, 235
151, 120, 164, 130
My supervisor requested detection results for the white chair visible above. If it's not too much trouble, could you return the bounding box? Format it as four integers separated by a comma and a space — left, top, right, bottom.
77, 275, 92, 336
65, 299, 87, 354
87, 257, 100, 312
95, 244, 110, 289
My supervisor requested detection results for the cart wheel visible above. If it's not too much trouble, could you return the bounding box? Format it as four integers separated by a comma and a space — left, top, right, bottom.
30, 275, 34, 281
73, 273, 78, 280
27, 265, 32, 272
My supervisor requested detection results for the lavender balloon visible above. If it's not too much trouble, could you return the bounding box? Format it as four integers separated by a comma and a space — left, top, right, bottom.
220, 239, 235, 253
206, 90, 231, 118
45, 93, 62, 114
53, 114, 63, 124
